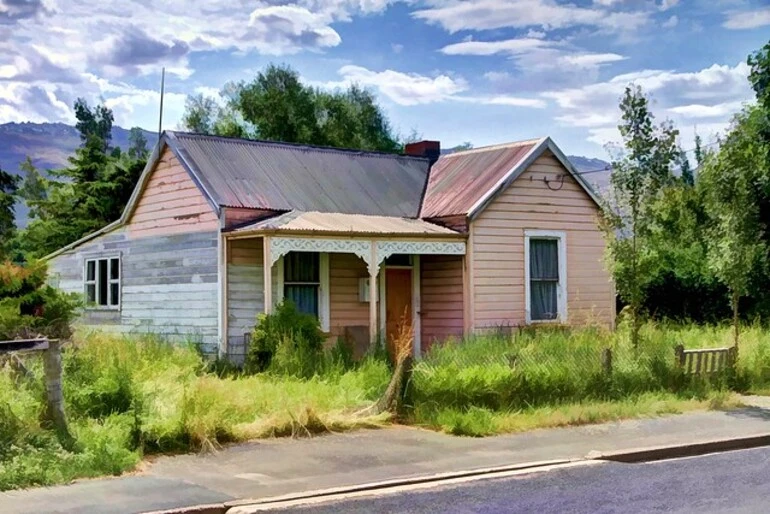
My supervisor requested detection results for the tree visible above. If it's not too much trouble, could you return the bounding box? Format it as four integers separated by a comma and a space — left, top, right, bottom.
236, 64, 320, 143
180, 63, 402, 152
0, 168, 19, 257
73, 98, 114, 153
602, 85, 679, 346
128, 128, 149, 160
181, 94, 220, 134
15, 101, 148, 259
678, 147, 694, 186
701, 105, 769, 347
694, 133, 705, 168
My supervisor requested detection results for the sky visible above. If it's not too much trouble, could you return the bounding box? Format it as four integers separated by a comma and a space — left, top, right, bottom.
1, 0, 768, 159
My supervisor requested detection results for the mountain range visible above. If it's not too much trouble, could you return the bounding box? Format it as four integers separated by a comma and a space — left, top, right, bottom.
0, 122, 611, 226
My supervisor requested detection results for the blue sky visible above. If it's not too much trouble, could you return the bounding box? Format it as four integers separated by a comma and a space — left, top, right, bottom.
1, 1, 768, 158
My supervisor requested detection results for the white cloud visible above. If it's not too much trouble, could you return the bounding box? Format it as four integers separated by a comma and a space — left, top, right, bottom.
659, 0, 679, 12
662, 15, 678, 28
318, 65, 545, 108
561, 53, 626, 67
246, 5, 342, 55
327, 65, 469, 105
413, 0, 650, 34
723, 8, 770, 30
442, 38, 556, 57
667, 100, 746, 118
1, 0, 400, 126
441, 37, 626, 72
391, 43, 403, 54
543, 61, 753, 149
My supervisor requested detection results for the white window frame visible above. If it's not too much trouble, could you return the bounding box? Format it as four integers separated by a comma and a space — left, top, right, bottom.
524, 230, 567, 324
84, 255, 121, 310
275, 252, 330, 332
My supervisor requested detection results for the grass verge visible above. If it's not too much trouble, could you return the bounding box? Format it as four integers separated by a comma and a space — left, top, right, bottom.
412, 391, 743, 437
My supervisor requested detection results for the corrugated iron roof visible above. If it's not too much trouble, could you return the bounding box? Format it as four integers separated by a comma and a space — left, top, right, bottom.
231, 211, 462, 236
420, 138, 542, 218
165, 131, 430, 217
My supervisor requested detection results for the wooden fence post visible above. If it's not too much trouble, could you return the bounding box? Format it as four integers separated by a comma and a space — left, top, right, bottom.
601, 348, 612, 375
42, 340, 74, 448
674, 344, 685, 368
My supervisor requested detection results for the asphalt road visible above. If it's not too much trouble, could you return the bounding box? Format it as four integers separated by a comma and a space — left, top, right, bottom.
274, 447, 770, 513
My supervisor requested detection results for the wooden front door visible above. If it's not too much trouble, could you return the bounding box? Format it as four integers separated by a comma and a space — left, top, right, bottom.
385, 268, 412, 359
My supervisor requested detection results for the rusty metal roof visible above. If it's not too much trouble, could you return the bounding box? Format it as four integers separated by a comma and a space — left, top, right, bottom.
165, 131, 430, 217
230, 211, 462, 237
420, 139, 542, 218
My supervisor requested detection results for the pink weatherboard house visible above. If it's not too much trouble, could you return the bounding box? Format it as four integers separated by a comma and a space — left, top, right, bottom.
47, 132, 615, 362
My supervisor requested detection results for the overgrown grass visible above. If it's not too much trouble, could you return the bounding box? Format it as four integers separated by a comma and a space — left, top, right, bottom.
3, 322, 769, 490
408, 322, 770, 432
414, 391, 742, 437
0, 332, 390, 490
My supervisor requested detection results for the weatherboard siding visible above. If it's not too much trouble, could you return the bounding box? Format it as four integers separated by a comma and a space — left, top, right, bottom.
329, 253, 370, 337
48, 229, 220, 354
420, 255, 464, 350
471, 151, 614, 329
226, 238, 264, 365
128, 147, 219, 238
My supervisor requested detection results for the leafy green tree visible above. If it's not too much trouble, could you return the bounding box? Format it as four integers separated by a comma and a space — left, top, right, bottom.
0, 168, 19, 258
678, 147, 694, 186
73, 98, 114, 152
15, 103, 148, 259
694, 133, 704, 168
128, 128, 149, 160
180, 63, 402, 152
602, 85, 679, 346
701, 105, 769, 347
181, 94, 220, 134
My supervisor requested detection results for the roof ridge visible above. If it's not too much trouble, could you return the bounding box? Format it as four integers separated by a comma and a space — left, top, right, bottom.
166, 130, 428, 162
446, 137, 545, 157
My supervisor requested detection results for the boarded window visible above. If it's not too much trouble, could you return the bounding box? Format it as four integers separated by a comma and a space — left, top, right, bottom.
284, 252, 319, 317
85, 257, 121, 309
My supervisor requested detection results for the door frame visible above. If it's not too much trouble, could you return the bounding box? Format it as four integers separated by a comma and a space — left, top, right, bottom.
379, 256, 421, 358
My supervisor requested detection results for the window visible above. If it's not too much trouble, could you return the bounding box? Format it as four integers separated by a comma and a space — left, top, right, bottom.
283, 252, 320, 317
525, 231, 566, 323
85, 257, 120, 308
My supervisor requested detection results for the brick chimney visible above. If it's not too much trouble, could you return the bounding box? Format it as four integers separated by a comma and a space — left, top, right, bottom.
405, 140, 440, 166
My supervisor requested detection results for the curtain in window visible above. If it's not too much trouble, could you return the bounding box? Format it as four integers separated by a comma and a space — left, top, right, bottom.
530, 239, 558, 320
284, 252, 320, 317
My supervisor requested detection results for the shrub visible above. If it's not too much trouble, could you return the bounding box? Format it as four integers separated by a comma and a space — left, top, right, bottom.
244, 301, 324, 374
0, 260, 80, 340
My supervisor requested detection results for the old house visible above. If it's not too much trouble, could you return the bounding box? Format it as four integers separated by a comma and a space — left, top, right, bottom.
47, 132, 614, 362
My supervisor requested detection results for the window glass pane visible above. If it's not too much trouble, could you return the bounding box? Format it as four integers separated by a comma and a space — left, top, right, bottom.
98, 259, 108, 305
110, 258, 120, 280
86, 284, 96, 303
86, 261, 96, 281
530, 239, 558, 280
284, 252, 319, 282
284, 285, 319, 317
110, 283, 120, 306
531, 281, 557, 320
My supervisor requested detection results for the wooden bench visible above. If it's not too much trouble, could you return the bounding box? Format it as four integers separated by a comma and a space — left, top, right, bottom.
674, 345, 736, 375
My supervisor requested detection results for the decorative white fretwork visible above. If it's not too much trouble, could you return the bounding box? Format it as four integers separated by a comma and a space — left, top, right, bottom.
269, 238, 371, 268
375, 241, 466, 268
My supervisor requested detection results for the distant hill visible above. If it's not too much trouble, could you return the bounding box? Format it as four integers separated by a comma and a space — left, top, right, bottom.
0, 122, 156, 226
1, 123, 611, 226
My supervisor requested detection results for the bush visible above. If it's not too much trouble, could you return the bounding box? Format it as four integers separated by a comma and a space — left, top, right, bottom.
0, 260, 80, 340
244, 302, 324, 374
